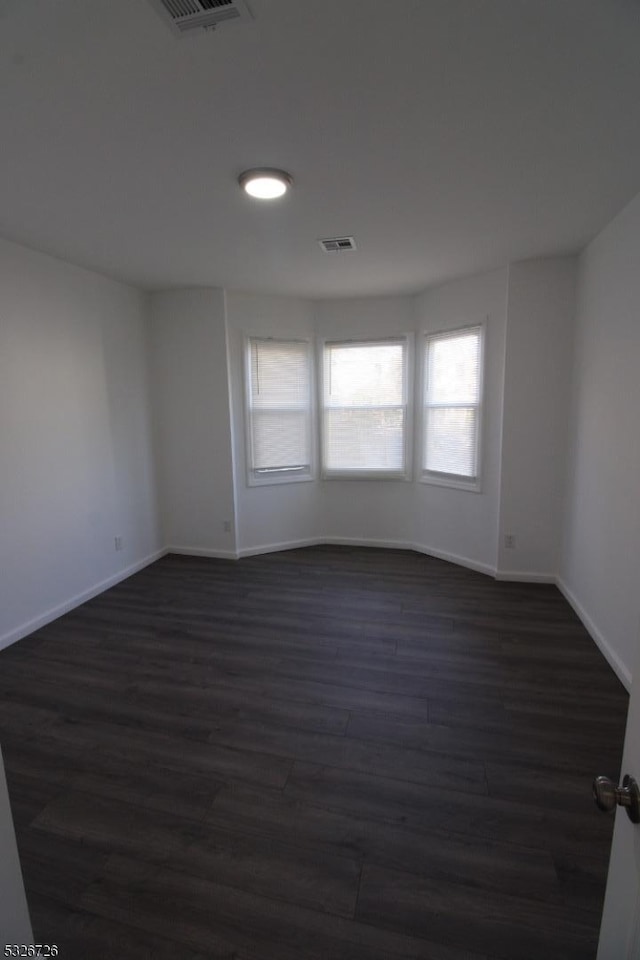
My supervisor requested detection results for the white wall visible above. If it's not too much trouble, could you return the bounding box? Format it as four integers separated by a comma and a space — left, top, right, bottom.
560, 192, 640, 688
225, 277, 511, 573
148, 289, 236, 557
413, 268, 509, 573
226, 292, 319, 554
498, 258, 577, 579
313, 295, 419, 547
0, 238, 160, 650
1, 223, 634, 694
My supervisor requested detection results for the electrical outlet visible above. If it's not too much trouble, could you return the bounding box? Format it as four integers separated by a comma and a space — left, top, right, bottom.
504, 534, 516, 549
223, 520, 231, 533
114, 536, 123, 552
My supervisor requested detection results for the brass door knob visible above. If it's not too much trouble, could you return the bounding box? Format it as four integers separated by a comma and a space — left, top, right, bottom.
593, 774, 640, 824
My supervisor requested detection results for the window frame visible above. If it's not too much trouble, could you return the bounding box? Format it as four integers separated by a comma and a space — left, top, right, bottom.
418, 321, 485, 493
319, 334, 413, 481
243, 335, 316, 488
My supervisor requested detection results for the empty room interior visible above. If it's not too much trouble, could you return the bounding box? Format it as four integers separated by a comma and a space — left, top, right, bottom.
1, 1, 640, 957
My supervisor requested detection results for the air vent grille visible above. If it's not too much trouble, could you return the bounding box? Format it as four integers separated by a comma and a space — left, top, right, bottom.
319, 236, 357, 253
148, 0, 252, 35
163, 0, 201, 17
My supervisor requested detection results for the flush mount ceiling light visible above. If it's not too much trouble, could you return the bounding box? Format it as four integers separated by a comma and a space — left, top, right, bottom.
239, 168, 292, 200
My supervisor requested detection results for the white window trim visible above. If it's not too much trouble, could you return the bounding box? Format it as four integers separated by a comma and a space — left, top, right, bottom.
243, 335, 316, 488
319, 334, 414, 481
418, 321, 485, 493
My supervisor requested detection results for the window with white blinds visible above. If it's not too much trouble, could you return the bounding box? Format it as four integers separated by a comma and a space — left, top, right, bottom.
322, 338, 409, 477
422, 325, 483, 486
245, 337, 313, 485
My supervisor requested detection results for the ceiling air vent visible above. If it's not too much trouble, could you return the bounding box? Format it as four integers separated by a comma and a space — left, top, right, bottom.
147, 0, 253, 35
319, 236, 357, 253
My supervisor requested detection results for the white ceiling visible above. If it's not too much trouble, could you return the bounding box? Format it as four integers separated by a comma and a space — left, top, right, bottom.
1, 0, 640, 298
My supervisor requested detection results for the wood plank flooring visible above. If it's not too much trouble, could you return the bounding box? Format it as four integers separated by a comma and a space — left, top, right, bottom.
0, 546, 629, 959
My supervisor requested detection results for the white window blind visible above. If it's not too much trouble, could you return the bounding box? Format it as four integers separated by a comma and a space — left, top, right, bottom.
423, 326, 483, 483
322, 338, 408, 476
246, 338, 313, 484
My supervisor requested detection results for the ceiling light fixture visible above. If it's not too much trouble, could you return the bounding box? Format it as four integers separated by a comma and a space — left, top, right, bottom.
239, 168, 292, 200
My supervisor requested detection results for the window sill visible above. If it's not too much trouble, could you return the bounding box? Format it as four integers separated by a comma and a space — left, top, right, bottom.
420, 472, 482, 493
247, 472, 315, 488
322, 470, 411, 482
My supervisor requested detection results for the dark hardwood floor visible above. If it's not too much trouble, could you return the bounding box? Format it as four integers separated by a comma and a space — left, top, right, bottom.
0, 546, 629, 959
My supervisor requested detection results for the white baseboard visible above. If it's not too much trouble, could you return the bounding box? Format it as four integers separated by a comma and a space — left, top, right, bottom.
324, 536, 497, 578
0, 548, 167, 654
168, 537, 558, 584
236, 535, 497, 578
5, 540, 625, 701
237, 538, 320, 558
408, 542, 497, 578
167, 545, 239, 560
323, 535, 410, 552
495, 570, 556, 583
556, 577, 632, 691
